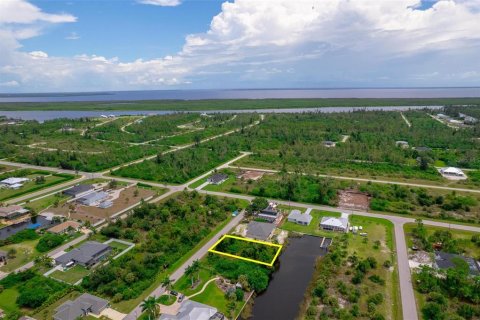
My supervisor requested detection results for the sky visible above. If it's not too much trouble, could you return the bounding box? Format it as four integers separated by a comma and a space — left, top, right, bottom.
1, 0, 480, 92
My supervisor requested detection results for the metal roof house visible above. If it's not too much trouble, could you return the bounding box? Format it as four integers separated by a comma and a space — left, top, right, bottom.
53, 293, 109, 320
55, 241, 112, 268
0, 177, 29, 190
77, 191, 109, 206
160, 300, 222, 320
320, 216, 349, 232
207, 173, 228, 185
440, 167, 466, 177
63, 184, 94, 198
287, 209, 313, 226
246, 221, 275, 241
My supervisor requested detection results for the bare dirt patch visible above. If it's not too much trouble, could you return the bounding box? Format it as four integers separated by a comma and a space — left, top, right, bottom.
42, 186, 155, 224
338, 189, 370, 211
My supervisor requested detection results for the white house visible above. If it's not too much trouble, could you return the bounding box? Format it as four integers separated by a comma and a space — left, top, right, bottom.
439, 167, 467, 180
320, 216, 349, 232
0, 177, 29, 189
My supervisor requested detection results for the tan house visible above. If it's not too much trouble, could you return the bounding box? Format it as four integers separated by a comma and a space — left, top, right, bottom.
47, 221, 81, 234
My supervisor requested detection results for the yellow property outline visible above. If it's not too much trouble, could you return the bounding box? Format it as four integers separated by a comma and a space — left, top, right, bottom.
208, 234, 282, 267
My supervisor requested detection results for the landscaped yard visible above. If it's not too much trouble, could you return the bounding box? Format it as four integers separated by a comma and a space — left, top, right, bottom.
280, 208, 341, 237
172, 267, 214, 296
190, 281, 244, 317
157, 294, 176, 306
0, 170, 76, 202
50, 265, 90, 284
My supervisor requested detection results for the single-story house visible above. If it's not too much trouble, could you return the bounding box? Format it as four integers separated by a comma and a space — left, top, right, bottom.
246, 221, 275, 241
287, 209, 313, 226
323, 140, 336, 148
63, 184, 94, 198
434, 251, 480, 276
77, 191, 109, 207
207, 173, 229, 185
160, 300, 222, 320
395, 141, 409, 148
55, 241, 112, 268
0, 205, 30, 221
0, 177, 29, 189
257, 203, 280, 223
53, 293, 109, 320
47, 221, 81, 234
0, 250, 7, 266
440, 167, 466, 177
320, 216, 349, 232
463, 116, 478, 125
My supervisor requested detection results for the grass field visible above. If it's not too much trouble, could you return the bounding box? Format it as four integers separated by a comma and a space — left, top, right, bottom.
190, 280, 243, 316
172, 267, 214, 296
50, 265, 90, 284
0, 287, 20, 314
157, 294, 176, 306
0, 239, 40, 272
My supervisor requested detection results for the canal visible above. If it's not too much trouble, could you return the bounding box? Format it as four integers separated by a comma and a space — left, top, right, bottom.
248, 235, 327, 320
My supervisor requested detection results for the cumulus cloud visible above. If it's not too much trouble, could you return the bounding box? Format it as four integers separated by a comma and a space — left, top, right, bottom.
65, 32, 80, 40
1, 0, 480, 92
137, 0, 181, 7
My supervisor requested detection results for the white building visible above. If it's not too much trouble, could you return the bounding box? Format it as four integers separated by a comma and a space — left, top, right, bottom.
320, 216, 349, 232
439, 167, 467, 180
287, 209, 313, 226
0, 177, 29, 189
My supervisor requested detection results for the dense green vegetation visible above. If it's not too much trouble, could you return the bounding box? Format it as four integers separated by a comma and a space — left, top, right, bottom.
212, 236, 278, 264
35, 233, 67, 253
81, 192, 242, 303
112, 137, 242, 183
1, 98, 480, 111
0, 270, 69, 314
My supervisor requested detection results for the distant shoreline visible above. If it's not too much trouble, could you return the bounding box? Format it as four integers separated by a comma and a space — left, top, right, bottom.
0, 97, 479, 111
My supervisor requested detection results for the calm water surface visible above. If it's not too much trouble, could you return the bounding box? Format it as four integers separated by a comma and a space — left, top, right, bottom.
0, 105, 442, 121
248, 235, 326, 320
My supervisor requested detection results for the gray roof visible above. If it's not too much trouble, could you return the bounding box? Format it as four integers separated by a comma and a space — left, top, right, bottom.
434, 252, 480, 276
320, 216, 349, 229
260, 205, 278, 217
415, 146, 431, 152
288, 210, 313, 224
54, 293, 109, 320
246, 221, 275, 240
160, 300, 218, 320
63, 184, 93, 197
208, 173, 228, 184
78, 191, 109, 204
56, 241, 111, 265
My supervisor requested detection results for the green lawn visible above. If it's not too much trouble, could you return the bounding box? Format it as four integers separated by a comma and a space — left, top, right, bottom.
190, 281, 243, 317
188, 178, 208, 189
173, 268, 214, 296
0, 287, 20, 313
0, 239, 40, 272
0, 172, 75, 202
157, 294, 176, 306
24, 193, 69, 212
279, 209, 341, 237
202, 175, 236, 192
108, 240, 130, 252
50, 265, 90, 284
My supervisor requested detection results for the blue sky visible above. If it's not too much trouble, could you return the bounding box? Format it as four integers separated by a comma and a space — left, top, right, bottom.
24, 0, 223, 61
0, 0, 480, 92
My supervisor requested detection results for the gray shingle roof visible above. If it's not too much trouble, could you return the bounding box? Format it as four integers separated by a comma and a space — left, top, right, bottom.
246, 221, 275, 240
63, 184, 93, 197
160, 300, 218, 320
287, 210, 313, 224
53, 293, 108, 320
56, 241, 111, 265
207, 173, 228, 184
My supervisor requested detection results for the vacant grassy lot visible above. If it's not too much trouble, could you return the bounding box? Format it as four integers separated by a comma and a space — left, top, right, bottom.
0, 239, 40, 272
0, 287, 20, 314
50, 265, 90, 284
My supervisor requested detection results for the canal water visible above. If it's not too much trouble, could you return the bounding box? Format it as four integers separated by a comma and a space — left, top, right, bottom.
0, 105, 442, 121
248, 235, 326, 320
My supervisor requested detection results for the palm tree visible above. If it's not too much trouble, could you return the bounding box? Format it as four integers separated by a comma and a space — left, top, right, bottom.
185, 264, 195, 287
191, 259, 201, 282
161, 276, 173, 292
141, 296, 160, 320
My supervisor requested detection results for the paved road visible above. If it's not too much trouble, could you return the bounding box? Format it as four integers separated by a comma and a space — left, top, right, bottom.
123, 212, 244, 320
228, 165, 480, 194
0, 233, 89, 280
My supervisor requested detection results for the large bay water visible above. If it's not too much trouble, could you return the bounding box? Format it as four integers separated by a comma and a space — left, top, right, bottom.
0, 87, 479, 103
0, 105, 443, 121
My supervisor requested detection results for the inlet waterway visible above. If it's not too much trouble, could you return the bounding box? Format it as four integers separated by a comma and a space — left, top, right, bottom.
0, 105, 442, 121
247, 235, 327, 320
